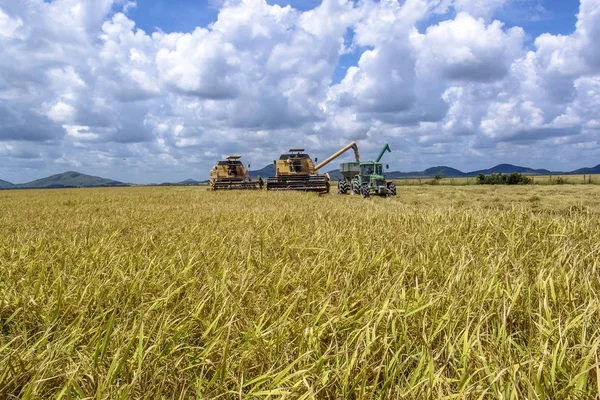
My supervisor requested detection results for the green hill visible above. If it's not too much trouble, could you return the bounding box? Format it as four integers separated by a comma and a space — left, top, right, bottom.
249, 164, 276, 179
469, 164, 552, 176
0, 179, 15, 189
571, 164, 600, 175
385, 166, 466, 179
158, 179, 206, 186
16, 171, 126, 189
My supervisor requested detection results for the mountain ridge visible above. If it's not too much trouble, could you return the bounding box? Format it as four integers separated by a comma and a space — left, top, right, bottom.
0, 178, 15, 189
2, 163, 599, 189
1, 171, 126, 189
250, 163, 600, 180
248, 164, 276, 179
157, 178, 205, 186
571, 165, 600, 174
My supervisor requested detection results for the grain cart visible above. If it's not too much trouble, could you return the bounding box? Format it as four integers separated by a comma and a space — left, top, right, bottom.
209, 156, 263, 190
266, 142, 360, 193
338, 143, 396, 198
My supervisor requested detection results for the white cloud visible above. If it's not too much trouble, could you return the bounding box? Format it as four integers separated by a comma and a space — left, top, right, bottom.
123, 1, 137, 14
156, 30, 241, 98
46, 102, 76, 123
414, 13, 525, 83
0, 7, 22, 39
453, 0, 507, 20
326, 0, 423, 118
55, 154, 83, 168
64, 125, 102, 141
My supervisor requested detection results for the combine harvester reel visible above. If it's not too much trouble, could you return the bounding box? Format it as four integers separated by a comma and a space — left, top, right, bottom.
338, 143, 397, 198
209, 156, 264, 191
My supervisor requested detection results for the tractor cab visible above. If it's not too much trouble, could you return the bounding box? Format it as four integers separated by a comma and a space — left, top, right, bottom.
276, 149, 316, 175
359, 162, 384, 181
225, 155, 243, 177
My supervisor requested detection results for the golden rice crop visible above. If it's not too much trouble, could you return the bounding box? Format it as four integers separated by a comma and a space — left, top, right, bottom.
1, 186, 600, 398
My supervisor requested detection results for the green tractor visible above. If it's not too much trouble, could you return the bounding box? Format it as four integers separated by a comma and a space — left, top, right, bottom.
338, 144, 396, 198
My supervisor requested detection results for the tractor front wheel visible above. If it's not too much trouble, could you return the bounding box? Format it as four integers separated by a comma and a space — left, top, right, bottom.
389, 182, 397, 196
362, 184, 370, 198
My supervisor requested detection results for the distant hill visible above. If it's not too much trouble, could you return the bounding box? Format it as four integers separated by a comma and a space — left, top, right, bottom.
325, 163, 599, 180
326, 169, 343, 180
425, 166, 467, 177
158, 178, 206, 186
570, 164, 600, 175
15, 171, 126, 189
249, 164, 275, 178
469, 164, 551, 176
384, 166, 467, 179
325, 166, 466, 180
179, 178, 205, 185
0, 179, 15, 189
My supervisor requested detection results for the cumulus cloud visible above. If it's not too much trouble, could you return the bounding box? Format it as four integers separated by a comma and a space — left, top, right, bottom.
457, 0, 600, 146
156, 29, 241, 99
0, 8, 22, 39
414, 13, 525, 83
0, 0, 599, 183
453, 0, 507, 20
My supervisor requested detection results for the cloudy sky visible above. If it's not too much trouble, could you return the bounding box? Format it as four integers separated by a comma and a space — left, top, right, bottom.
0, 0, 598, 183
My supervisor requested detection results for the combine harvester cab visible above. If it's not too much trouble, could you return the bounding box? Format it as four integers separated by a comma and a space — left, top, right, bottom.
338, 144, 397, 198
266, 142, 360, 193
209, 156, 264, 190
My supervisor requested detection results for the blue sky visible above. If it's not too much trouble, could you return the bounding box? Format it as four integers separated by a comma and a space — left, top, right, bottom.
0, 0, 598, 183
128, 0, 580, 37
499, 0, 579, 37
127, 0, 219, 33
128, 0, 326, 34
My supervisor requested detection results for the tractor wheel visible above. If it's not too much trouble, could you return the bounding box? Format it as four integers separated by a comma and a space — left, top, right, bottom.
352, 178, 360, 195
362, 184, 370, 198
338, 179, 348, 194
389, 182, 397, 196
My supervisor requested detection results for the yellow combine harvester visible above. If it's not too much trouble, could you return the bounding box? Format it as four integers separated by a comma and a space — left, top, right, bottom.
266, 142, 360, 193
209, 156, 263, 190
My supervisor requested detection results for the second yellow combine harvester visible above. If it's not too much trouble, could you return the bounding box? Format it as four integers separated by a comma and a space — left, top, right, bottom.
266, 142, 360, 193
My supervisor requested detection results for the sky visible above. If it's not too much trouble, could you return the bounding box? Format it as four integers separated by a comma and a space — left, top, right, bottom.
0, 0, 598, 184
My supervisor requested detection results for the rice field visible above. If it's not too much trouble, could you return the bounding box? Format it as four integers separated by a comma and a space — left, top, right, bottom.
392, 174, 600, 186
1, 186, 600, 398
